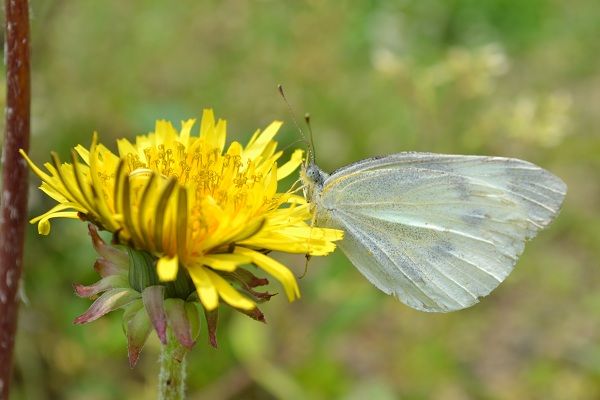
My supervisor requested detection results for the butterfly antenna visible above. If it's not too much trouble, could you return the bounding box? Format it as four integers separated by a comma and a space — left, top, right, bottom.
277, 84, 314, 165
281, 138, 307, 153
277, 85, 317, 278
303, 113, 319, 277
304, 113, 316, 164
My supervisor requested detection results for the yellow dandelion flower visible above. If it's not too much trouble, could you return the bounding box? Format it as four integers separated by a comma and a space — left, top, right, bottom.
21, 109, 343, 313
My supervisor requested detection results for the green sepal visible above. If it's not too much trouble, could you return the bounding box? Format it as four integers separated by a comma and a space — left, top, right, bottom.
164, 266, 195, 300
123, 301, 152, 368
185, 301, 201, 343
127, 248, 159, 292
142, 285, 168, 344
164, 299, 201, 356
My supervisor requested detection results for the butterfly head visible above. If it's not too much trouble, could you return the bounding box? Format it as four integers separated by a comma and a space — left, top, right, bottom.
301, 159, 327, 205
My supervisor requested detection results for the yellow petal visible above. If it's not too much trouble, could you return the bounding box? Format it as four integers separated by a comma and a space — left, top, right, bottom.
187, 265, 219, 311
260, 141, 278, 161
152, 178, 177, 252
155, 120, 178, 146
30, 202, 85, 224
205, 269, 255, 310
226, 141, 243, 156
39, 183, 70, 203
254, 121, 282, 150
136, 173, 157, 252
240, 236, 335, 256
199, 109, 216, 142
201, 253, 250, 272
116, 138, 139, 160
19, 150, 57, 188
285, 194, 308, 205
234, 247, 300, 301
280, 225, 345, 242
243, 121, 282, 161
36, 211, 80, 235
179, 118, 196, 147
38, 219, 51, 235
277, 149, 304, 180
157, 255, 178, 281
265, 167, 277, 199
74, 144, 90, 164
50, 152, 91, 210
245, 128, 261, 148
176, 187, 188, 258
215, 119, 227, 152
70, 150, 95, 209
88, 133, 120, 232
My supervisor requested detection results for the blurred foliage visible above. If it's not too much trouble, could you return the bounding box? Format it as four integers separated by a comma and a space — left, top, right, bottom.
2, 0, 600, 398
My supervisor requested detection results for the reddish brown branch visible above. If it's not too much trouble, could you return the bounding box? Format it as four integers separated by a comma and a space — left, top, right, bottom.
0, 0, 30, 397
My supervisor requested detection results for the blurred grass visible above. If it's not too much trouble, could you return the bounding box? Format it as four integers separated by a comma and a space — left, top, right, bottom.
2, 0, 600, 398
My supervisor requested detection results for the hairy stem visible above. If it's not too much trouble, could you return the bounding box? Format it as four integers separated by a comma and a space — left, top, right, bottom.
158, 329, 188, 400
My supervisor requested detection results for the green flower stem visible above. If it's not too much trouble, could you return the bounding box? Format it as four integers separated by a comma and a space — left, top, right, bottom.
158, 329, 188, 400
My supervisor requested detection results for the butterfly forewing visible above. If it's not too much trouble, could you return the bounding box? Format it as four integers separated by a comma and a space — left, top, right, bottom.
315, 153, 566, 312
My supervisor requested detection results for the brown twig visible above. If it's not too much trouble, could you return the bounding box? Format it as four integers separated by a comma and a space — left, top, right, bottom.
0, 0, 30, 398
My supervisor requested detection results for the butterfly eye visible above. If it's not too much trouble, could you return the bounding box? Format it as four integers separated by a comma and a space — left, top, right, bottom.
306, 164, 324, 187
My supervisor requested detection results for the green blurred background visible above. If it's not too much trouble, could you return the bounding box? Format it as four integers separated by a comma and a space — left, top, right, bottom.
3, 0, 600, 398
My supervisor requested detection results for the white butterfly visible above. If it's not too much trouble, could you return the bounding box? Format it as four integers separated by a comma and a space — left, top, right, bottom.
301, 152, 566, 312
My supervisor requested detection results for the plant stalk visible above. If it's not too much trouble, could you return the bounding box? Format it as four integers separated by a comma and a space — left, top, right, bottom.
158, 329, 188, 400
0, 0, 31, 398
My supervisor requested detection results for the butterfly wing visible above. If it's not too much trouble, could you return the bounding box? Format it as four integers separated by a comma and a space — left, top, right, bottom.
316, 153, 566, 312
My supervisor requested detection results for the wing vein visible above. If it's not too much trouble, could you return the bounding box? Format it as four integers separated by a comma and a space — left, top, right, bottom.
338, 209, 471, 309
447, 251, 504, 282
